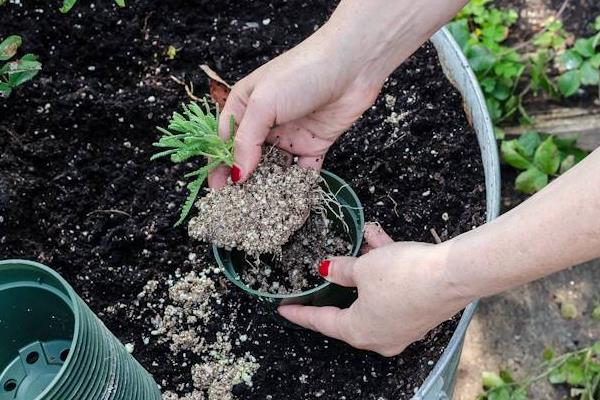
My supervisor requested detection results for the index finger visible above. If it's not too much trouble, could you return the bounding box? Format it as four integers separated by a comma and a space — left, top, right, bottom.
278, 304, 352, 342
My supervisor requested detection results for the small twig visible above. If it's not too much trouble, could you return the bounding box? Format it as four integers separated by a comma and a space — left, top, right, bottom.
170, 75, 200, 101
430, 228, 442, 244
386, 193, 399, 217
87, 209, 132, 218
0, 125, 19, 140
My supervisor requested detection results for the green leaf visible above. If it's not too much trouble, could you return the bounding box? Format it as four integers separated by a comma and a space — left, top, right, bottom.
0, 81, 12, 97
565, 364, 586, 386
515, 167, 548, 194
499, 370, 514, 383
574, 38, 595, 58
593, 342, 600, 354
501, 140, 531, 170
542, 347, 555, 361
554, 136, 578, 150
590, 54, 600, 68
494, 126, 506, 140
559, 50, 583, 70
559, 154, 576, 174
592, 306, 600, 321
448, 20, 470, 50
466, 44, 496, 73
493, 82, 511, 100
488, 387, 510, 400
5, 56, 42, 87
60, 0, 78, 13
486, 97, 502, 122
549, 368, 567, 384
560, 301, 577, 319
510, 387, 527, 400
114, 0, 125, 6
557, 70, 581, 97
517, 132, 541, 157
580, 61, 600, 85
534, 137, 560, 174
0, 35, 22, 61
482, 372, 505, 389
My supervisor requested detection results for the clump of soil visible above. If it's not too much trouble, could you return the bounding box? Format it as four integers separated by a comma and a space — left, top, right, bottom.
145, 271, 260, 400
239, 212, 353, 294
188, 148, 321, 257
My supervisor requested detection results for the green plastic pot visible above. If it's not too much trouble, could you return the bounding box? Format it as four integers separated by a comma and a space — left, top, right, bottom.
0, 259, 161, 400
212, 170, 365, 310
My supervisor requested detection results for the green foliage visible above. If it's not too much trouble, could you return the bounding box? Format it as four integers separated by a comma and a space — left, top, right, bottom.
556, 22, 600, 97
60, 0, 125, 13
478, 342, 600, 400
0, 35, 41, 98
592, 305, 600, 321
152, 99, 234, 226
451, 3, 600, 122
500, 132, 587, 194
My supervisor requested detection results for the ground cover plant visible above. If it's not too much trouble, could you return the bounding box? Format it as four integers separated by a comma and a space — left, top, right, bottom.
0, 1, 486, 398
0, 35, 41, 97
450, 1, 596, 194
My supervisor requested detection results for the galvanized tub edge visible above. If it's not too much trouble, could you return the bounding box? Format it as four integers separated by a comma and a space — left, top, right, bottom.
412, 27, 501, 400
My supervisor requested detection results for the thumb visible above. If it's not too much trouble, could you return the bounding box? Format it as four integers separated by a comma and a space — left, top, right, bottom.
231, 90, 276, 183
318, 256, 357, 287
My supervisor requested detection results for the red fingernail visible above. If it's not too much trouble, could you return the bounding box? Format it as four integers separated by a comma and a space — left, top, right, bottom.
231, 165, 241, 183
319, 260, 330, 277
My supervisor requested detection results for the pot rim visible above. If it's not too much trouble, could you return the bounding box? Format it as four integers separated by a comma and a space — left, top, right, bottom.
212, 169, 365, 300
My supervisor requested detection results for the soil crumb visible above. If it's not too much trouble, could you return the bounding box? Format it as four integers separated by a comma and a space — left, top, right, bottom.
240, 212, 352, 294
146, 271, 259, 400
188, 148, 320, 257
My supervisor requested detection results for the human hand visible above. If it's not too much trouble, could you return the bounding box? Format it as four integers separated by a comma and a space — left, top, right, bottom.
278, 223, 472, 357
207, 29, 385, 189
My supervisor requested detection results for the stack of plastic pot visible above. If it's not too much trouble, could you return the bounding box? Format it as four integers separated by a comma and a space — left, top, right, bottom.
0, 259, 162, 400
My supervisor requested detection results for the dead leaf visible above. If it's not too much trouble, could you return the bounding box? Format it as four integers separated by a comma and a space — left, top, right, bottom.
200, 64, 231, 109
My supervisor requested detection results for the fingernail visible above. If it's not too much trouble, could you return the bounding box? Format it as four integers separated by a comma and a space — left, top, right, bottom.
318, 260, 330, 277
231, 165, 242, 183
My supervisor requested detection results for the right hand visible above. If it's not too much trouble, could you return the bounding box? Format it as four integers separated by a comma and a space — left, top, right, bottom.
207, 28, 385, 189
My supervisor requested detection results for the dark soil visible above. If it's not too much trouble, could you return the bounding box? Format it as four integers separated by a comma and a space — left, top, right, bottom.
0, 1, 486, 399
239, 212, 352, 294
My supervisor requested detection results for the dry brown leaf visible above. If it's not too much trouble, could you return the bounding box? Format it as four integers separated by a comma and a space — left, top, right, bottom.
200, 64, 231, 109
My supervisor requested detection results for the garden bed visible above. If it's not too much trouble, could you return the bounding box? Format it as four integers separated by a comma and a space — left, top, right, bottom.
0, 1, 486, 398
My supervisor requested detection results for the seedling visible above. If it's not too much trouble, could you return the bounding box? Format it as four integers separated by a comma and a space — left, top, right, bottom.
59, 0, 125, 13
151, 99, 234, 226
0, 35, 41, 98
501, 131, 587, 194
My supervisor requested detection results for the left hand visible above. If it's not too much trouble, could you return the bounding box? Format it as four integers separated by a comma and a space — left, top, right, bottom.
278, 223, 473, 357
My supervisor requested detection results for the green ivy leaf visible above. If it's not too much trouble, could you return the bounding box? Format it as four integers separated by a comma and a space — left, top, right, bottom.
115, 0, 126, 7
0, 35, 22, 61
515, 167, 548, 194
534, 136, 560, 174
574, 38, 595, 58
580, 61, 600, 85
517, 131, 541, 157
557, 70, 581, 97
501, 140, 531, 170
493, 82, 511, 100
466, 44, 496, 73
559, 50, 583, 70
